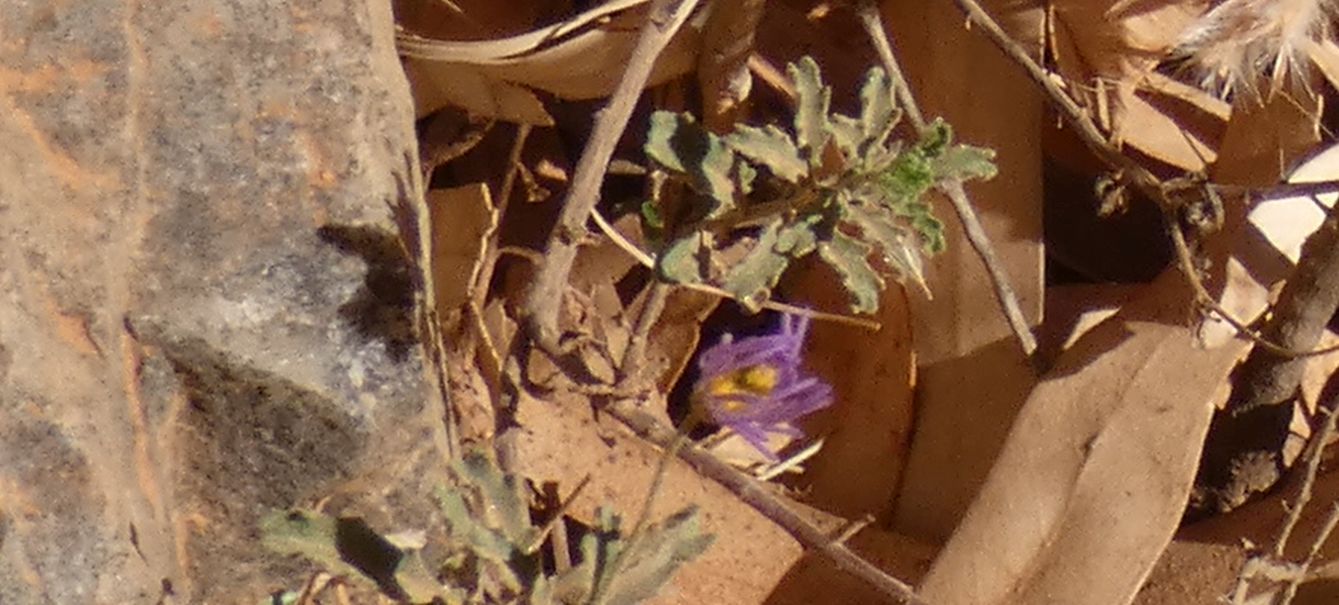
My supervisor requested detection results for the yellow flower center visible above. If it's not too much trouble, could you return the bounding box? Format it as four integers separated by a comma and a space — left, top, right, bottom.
705, 364, 780, 399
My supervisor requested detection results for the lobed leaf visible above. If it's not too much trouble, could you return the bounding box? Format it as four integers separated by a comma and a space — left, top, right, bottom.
933, 144, 998, 182
789, 57, 832, 167
645, 111, 738, 214
725, 124, 807, 183
722, 216, 823, 311
438, 488, 516, 563
818, 230, 884, 314
843, 204, 930, 296
722, 220, 790, 312
453, 450, 534, 547
858, 67, 899, 153
657, 233, 706, 284
599, 507, 715, 605
828, 114, 864, 161
260, 510, 453, 603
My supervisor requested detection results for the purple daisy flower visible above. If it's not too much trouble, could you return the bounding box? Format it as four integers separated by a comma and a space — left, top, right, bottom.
692, 314, 833, 460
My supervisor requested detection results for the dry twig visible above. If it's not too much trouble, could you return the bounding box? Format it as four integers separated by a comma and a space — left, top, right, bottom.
604, 397, 928, 604
524, 0, 704, 353
948, 0, 1339, 362
855, 1, 1040, 361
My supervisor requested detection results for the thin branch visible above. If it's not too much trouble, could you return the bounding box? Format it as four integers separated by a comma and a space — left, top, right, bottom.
942, 180, 1041, 358
620, 282, 671, 378
948, 0, 1339, 360
856, 1, 1039, 360
1278, 502, 1339, 604
604, 398, 928, 604
525, 0, 703, 352
1275, 406, 1339, 557
855, 3, 924, 130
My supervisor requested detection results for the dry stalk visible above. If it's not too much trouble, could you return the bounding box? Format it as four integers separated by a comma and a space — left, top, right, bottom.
524, 0, 704, 354
948, 0, 1339, 361
855, 0, 1040, 362
604, 396, 929, 604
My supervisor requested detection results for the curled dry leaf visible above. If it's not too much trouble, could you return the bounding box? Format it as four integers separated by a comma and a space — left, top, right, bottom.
1048, 0, 1225, 170
399, 0, 706, 123
918, 271, 1250, 605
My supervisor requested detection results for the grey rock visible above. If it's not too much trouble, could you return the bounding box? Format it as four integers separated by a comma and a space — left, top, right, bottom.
0, 1, 450, 602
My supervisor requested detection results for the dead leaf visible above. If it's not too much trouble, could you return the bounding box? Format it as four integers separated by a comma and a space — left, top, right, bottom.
918, 271, 1250, 605
427, 184, 496, 318
1048, 0, 1204, 143
1210, 78, 1321, 187
405, 59, 555, 125
877, 0, 1046, 543
785, 258, 916, 520
399, 1, 707, 122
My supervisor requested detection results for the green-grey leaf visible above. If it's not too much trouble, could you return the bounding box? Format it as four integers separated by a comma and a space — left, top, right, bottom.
789, 56, 831, 166
818, 231, 884, 314
828, 114, 863, 161
933, 144, 997, 182
775, 212, 822, 257
844, 205, 930, 296
600, 507, 714, 605
640, 200, 664, 230
453, 450, 532, 546
722, 220, 789, 312
880, 147, 935, 203
260, 510, 452, 601
724, 124, 807, 183
657, 233, 705, 284
260, 509, 362, 580
437, 488, 515, 562
917, 118, 952, 158
395, 549, 463, 604
645, 111, 737, 212
735, 159, 757, 197
858, 67, 899, 152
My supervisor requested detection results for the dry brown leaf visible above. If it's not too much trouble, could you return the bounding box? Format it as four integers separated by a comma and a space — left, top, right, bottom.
876, 0, 1045, 543
918, 271, 1250, 605
696, 0, 765, 130
427, 184, 496, 317
404, 59, 555, 124
1307, 38, 1339, 92
786, 259, 916, 520
1210, 78, 1321, 186
647, 288, 720, 392
399, 1, 706, 121
1048, 0, 1204, 143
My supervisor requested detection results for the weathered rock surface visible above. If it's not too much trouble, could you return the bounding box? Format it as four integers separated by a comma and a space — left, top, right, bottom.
0, 1, 450, 602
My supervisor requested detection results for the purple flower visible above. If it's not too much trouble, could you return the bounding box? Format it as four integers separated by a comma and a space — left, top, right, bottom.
692, 314, 833, 460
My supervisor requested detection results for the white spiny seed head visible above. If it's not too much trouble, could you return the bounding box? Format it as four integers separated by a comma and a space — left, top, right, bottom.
1173, 0, 1334, 98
